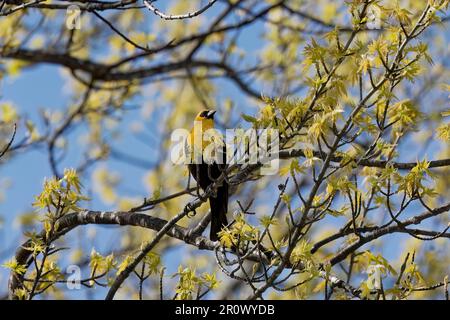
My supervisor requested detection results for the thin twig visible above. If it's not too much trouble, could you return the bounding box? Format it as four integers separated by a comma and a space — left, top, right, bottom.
143, 0, 217, 20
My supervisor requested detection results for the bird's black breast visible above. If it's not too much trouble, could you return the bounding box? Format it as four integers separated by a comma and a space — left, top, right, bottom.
187, 147, 229, 241
187, 142, 227, 190
188, 162, 223, 190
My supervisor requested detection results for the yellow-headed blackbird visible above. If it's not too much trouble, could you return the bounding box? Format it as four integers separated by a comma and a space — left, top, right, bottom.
186, 109, 228, 241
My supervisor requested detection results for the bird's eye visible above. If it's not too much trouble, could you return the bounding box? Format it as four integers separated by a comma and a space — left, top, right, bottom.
200, 110, 208, 117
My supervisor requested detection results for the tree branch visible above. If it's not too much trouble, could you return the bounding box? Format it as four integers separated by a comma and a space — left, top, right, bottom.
143, 0, 217, 20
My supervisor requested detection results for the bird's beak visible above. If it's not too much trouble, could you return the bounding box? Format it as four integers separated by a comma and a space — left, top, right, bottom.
206, 110, 216, 119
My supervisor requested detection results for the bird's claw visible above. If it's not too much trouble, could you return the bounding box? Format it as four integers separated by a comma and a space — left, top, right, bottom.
184, 203, 197, 217
187, 209, 197, 218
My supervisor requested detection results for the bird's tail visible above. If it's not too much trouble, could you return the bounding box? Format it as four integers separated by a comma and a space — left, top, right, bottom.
209, 184, 228, 241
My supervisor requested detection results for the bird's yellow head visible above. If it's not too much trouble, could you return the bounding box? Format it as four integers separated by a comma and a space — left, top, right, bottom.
194, 109, 216, 131
195, 109, 216, 122
189, 109, 217, 148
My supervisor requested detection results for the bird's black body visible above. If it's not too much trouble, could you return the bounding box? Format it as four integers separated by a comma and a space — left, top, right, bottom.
188, 159, 228, 241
